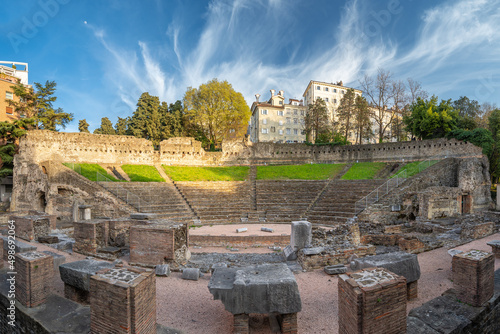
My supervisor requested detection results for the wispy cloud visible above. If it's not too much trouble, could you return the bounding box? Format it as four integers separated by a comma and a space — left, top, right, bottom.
90, 0, 500, 113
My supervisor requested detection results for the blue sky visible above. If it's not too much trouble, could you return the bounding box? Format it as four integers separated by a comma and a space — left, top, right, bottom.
2, 0, 500, 132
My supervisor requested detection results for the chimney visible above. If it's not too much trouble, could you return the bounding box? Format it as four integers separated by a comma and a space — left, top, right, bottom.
279, 90, 284, 96
255, 94, 261, 103
270, 89, 275, 97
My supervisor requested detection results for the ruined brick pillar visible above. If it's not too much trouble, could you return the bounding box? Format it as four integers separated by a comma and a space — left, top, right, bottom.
15, 251, 53, 307
338, 268, 407, 334
452, 249, 494, 307
0, 238, 3, 269
280, 313, 298, 334
407, 281, 418, 300
233, 314, 249, 334
90, 267, 156, 334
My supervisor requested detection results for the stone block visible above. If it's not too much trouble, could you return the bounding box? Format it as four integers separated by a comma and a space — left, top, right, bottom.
90, 267, 156, 334
338, 268, 407, 334
486, 240, 500, 258
208, 263, 301, 315
10, 215, 51, 241
15, 251, 53, 308
1, 236, 37, 261
350, 251, 421, 283
155, 264, 171, 277
42, 250, 66, 272
261, 227, 274, 233
452, 249, 494, 307
290, 221, 312, 251
59, 259, 115, 292
182, 268, 200, 281
38, 235, 59, 244
130, 213, 157, 220
283, 245, 297, 261
324, 264, 347, 275
236, 228, 247, 233
300, 247, 324, 256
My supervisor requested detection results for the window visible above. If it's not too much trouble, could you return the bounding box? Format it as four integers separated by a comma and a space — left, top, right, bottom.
262, 119, 267, 125
325, 98, 329, 102
279, 120, 284, 125
286, 128, 291, 135
286, 117, 291, 124
316, 86, 321, 90
277, 110, 284, 116
279, 129, 283, 135
271, 126, 276, 133
261, 128, 268, 134
301, 130, 306, 135
293, 118, 298, 124
342, 90, 345, 94
5, 92, 13, 99
293, 129, 298, 135
279, 100, 283, 105
334, 89, 337, 93
293, 109, 298, 115
6, 107, 13, 115
261, 109, 268, 115
300, 110, 305, 116
325, 87, 329, 91
334, 99, 337, 103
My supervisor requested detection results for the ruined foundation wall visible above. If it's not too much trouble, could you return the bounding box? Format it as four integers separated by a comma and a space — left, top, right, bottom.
18, 130, 482, 166
358, 157, 493, 224
12, 159, 135, 222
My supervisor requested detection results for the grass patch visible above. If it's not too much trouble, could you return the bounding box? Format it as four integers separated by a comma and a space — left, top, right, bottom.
121, 165, 165, 182
162, 166, 249, 181
341, 162, 386, 180
63, 163, 120, 182
257, 163, 345, 180
391, 160, 439, 178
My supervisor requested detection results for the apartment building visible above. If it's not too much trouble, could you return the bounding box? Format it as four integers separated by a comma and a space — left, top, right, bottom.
250, 89, 307, 143
0, 61, 29, 122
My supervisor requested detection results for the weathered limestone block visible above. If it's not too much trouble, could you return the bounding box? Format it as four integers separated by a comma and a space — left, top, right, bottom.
1, 236, 37, 261
350, 251, 421, 283
291, 221, 311, 251
181, 268, 200, 281
59, 259, 114, 304
208, 263, 302, 315
486, 240, 500, 258
155, 264, 171, 277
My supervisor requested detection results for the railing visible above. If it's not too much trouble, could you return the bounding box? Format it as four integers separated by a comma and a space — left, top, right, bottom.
353, 158, 440, 214
64, 163, 149, 211
95, 172, 149, 211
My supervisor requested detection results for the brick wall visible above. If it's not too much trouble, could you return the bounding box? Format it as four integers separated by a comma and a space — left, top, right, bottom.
279, 313, 298, 334
298, 245, 376, 271
338, 268, 407, 334
73, 221, 108, 255
461, 221, 494, 240
10, 215, 51, 242
129, 225, 175, 266
233, 314, 249, 334
398, 238, 426, 254
189, 234, 289, 247
452, 250, 494, 307
90, 268, 156, 334
0, 238, 2, 269
15, 252, 53, 308
360, 234, 399, 246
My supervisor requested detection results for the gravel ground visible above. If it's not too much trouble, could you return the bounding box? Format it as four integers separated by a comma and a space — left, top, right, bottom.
7, 232, 500, 334
189, 223, 292, 236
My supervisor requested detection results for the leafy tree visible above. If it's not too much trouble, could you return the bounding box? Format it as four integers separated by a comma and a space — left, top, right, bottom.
403, 96, 459, 140
115, 117, 129, 135
488, 109, 500, 182
166, 100, 184, 137
129, 92, 160, 139
353, 95, 372, 144
304, 98, 330, 143
78, 119, 90, 133
453, 96, 480, 118
0, 118, 35, 177
93, 117, 116, 135
337, 88, 356, 143
7, 80, 72, 131
183, 79, 250, 149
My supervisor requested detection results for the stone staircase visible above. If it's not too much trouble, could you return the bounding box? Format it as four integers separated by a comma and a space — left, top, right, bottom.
303, 179, 386, 225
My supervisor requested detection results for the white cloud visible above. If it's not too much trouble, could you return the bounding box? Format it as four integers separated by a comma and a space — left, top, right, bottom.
91, 0, 500, 112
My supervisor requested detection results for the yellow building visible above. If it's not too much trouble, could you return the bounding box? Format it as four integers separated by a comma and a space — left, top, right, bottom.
0, 61, 29, 122
250, 89, 307, 143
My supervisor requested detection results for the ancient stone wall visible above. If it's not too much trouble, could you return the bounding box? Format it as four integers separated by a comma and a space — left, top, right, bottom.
358, 157, 493, 225
11, 158, 135, 222
18, 130, 482, 166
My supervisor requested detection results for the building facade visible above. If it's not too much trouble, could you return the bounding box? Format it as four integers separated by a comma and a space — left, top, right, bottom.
250, 89, 307, 143
0, 61, 29, 122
